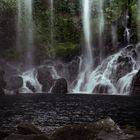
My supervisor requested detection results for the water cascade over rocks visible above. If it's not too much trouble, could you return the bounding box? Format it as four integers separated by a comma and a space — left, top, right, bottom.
13, 44, 139, 95
8, 0, 140, 95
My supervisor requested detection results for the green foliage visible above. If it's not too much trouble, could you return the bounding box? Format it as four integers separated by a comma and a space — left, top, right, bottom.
53, 42, 80, 60
105, 0, 126, 24
0, 0, 139, 60
0, 0, 16, 10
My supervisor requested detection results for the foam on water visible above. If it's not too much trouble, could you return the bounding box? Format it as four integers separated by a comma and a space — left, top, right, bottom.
20, 69, 42, 93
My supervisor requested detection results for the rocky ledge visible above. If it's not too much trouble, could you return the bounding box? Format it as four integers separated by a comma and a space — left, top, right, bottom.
1, 118, 140, 140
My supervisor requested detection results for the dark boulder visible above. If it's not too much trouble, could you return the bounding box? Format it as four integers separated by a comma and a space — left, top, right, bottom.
93, 82, 116, 94
26, 81, 36, 92
51, 78, 68, 94
16, 123, 42, 135
4, 134, 50, 140
6, 76, 23, 90
93, 84, 110, 94
130, 70, 140, 96
37, 66, 54, 92
0, 69, 6, 95
52, 118, 131, 140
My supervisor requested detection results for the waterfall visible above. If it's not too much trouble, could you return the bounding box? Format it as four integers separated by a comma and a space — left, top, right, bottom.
98, 0, 105, 61
117, 70, 138, 95
73, 0, 93, 93
82, 0, 93, 67
123, 9, 130, 45
73, 0, 106, 93
50, 0, 54, 48
16, 0, 34, 68
20, 69, 42, 93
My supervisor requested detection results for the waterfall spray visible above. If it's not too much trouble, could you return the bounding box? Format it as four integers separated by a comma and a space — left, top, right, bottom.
98, 0, 105, 61
16, 0, 34, 68
82, 0, 93, 67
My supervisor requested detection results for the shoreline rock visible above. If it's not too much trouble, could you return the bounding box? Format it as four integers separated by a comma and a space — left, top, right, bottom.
1, 118, 140, 140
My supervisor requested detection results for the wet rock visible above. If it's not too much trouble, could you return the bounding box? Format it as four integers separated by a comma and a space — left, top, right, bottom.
130, 70, 140, 96
93, 84, 111, 94
4, 134, 50, 140
94, 118, 123, 133
16, 123, 42, 135
52, 118, 129, 140
0, 69, 6, 95
52, 124, 97, 140
6, 76, 23, 90
67, 57, 80, 82
113, 55, 134, 84
37, 66, 54, 92
51, 78, 68, 94
26, 81, 36, 92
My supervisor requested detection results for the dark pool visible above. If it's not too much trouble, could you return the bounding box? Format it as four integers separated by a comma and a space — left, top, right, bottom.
0, 94, 140, 133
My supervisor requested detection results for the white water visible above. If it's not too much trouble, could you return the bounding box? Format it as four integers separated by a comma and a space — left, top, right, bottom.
20, 65, 61, 93
98, 0, 105, 61
73, 45, 137, 94
16, 0, 34, 67
15, 1, 139, 95
117, 70, 138, 95
73, 0, 93, 92
20, 69, 42, 93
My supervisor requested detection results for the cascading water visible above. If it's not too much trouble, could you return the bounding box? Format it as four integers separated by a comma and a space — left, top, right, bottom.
14, 0, 140, 95
83, 45, 137, 94
16, 0, 34, 67
98, 0, 105, 61
20, 69, 42, 93
16, 0, 36, 92
73, 0, 93, 93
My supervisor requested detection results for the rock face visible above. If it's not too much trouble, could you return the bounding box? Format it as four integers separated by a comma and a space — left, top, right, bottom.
130, 70, 140, 96
26, 81, 36, 93
6, 76, 23, 90
2, 118, 140, 140
52, 118, 132, 140
16, 123, 42, 135
93, 84, 111, 94
37, 66, 54, 92
113, 55, 134, 84
67, 57, 80, 83
51, 78, 68, 94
